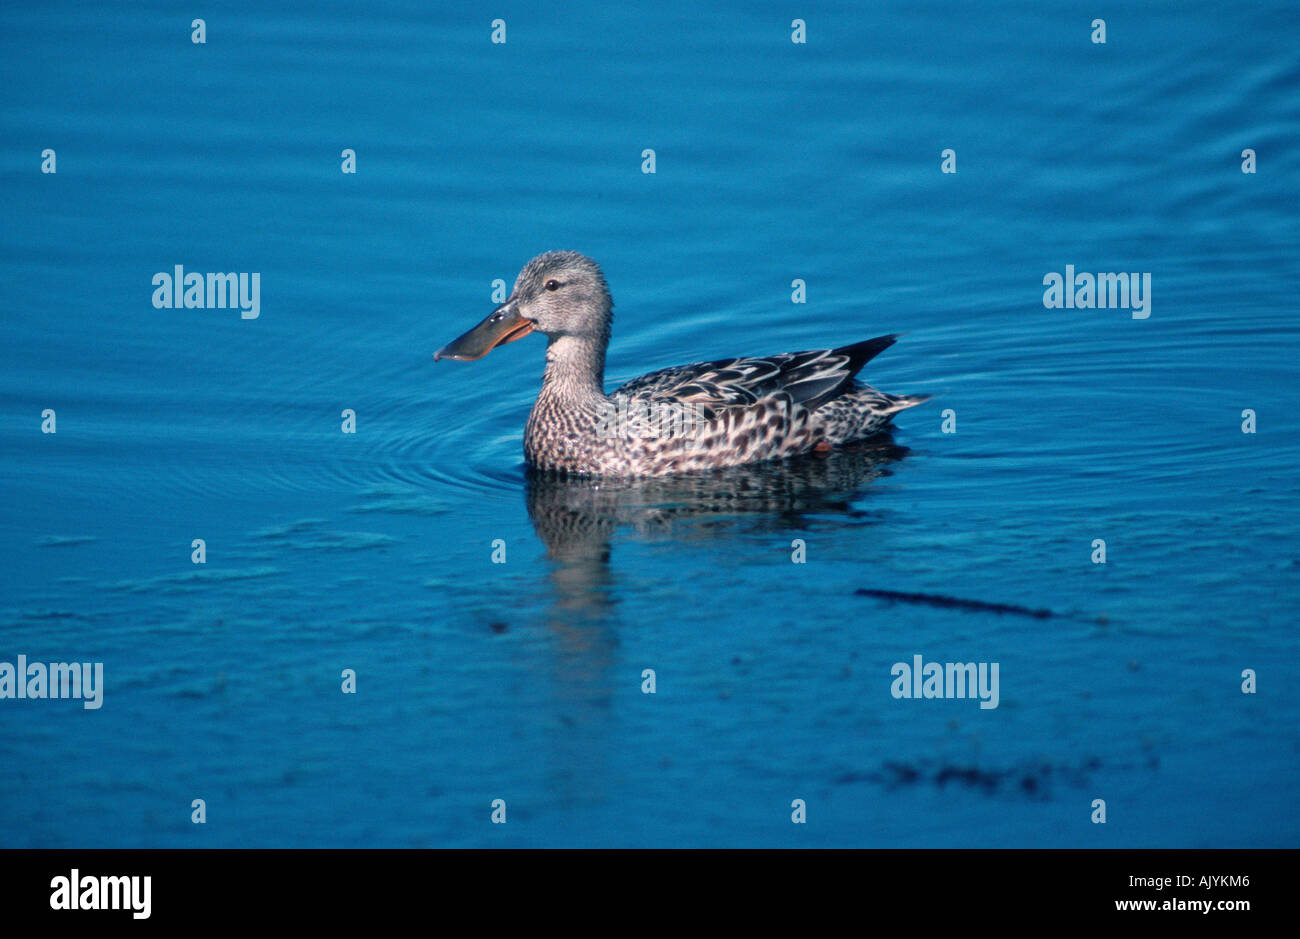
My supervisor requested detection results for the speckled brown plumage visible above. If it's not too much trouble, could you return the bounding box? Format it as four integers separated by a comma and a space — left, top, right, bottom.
437, 251, 930, 477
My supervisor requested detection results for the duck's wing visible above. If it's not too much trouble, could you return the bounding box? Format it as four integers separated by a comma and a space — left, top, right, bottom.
611, 335, 898, 418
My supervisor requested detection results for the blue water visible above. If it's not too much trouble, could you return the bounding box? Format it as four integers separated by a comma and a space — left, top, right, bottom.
1, 1, 1296, 846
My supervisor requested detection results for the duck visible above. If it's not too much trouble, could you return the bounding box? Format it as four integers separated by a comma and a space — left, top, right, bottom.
435, 251, 929, 477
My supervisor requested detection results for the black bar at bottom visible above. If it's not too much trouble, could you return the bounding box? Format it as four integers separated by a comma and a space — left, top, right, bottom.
0, 848, 1287, 925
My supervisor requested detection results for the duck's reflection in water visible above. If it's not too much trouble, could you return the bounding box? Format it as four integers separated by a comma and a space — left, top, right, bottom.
519, 437, 911, 814
525, 436, 912, 620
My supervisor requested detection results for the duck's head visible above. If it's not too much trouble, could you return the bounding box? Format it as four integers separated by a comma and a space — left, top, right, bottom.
435, 251, 612, 362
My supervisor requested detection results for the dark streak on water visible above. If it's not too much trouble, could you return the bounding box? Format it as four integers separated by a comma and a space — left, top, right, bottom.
855, 588, 1059, 620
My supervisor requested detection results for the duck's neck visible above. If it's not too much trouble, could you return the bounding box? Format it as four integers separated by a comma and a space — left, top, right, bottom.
539, 334, 608, 408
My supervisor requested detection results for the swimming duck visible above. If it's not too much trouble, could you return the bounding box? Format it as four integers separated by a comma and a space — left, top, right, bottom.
435, 251, 929, 477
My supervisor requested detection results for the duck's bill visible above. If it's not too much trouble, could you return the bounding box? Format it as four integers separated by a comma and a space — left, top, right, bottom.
434, 304, 535, 361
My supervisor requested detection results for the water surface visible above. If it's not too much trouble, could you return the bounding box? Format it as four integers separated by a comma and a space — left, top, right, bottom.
1, 0, 1296, 846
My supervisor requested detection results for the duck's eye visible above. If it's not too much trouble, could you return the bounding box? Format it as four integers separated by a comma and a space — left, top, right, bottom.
544, 280, 561, 291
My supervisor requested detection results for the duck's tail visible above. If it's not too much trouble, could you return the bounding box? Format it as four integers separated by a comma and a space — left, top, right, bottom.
834, 334, 930, 416
835, 334, 899, 380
